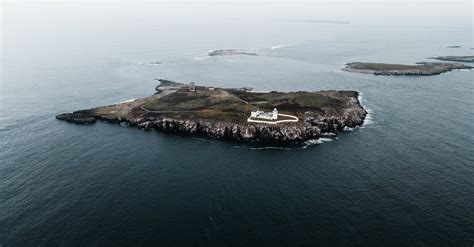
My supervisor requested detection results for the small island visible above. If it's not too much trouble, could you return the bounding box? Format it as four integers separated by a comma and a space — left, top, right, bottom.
429, 56, 474, 63
208, 49, 258, 56
56, 80, 367, 144
342, 62, 472, 76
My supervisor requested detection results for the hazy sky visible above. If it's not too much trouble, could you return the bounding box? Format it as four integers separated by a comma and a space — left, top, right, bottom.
1, 0, 471, 2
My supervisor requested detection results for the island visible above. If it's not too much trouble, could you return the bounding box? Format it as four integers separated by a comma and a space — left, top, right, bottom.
208, 49, 258, 56
56, 80, 367, 145
342, 62, 472, 76
429, 56, 474, 63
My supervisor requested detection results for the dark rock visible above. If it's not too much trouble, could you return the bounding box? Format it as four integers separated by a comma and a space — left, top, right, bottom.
55, 111, 96, 124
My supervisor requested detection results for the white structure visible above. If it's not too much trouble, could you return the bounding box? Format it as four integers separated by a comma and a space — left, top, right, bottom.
250, 108, 278, 120
189, 82, 195, 92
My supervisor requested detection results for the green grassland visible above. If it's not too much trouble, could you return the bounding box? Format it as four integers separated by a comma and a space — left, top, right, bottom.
137, 88, 354, 123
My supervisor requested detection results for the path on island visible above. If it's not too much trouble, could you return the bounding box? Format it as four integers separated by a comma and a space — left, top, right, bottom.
247, 113, 299, 124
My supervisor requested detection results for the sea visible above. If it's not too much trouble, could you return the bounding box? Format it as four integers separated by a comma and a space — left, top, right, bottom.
1, 2, 473, 246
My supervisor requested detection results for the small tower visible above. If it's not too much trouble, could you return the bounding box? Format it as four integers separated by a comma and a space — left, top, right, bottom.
272, 108, 278, 120
189, 82, 196, 92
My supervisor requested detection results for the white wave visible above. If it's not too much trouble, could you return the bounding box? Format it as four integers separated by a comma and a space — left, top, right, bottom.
118, 99, 136, 104
358, 93, 374, 127
193, 56, 210, 60
304, 139, 322, 146
362, 110, 374, 126
302, 137, 335, 148
319, 137, 333, 142
321, 132, 336, 136
270, 44, 293, 50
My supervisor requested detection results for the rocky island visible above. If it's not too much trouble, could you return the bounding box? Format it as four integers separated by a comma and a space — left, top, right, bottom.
56, 80, 367, 145
342, 62, 472, 76
429, 56, 474, 63
208, 49, 258, 56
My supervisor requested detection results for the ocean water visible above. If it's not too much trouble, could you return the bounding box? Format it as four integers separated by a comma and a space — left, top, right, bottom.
1, 2, 473, 246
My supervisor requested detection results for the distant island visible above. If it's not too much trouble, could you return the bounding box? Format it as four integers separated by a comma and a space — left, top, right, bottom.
429, 56, 474, 63
342, 62, 472, 76
56, 80, 367, 144
208, 49, 258, 56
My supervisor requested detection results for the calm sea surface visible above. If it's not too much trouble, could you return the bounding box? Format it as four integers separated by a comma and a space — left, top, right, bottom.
1, 2, 473, 246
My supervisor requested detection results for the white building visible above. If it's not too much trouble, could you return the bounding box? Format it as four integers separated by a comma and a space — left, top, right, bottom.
189, 82, 195, 91
250, 108, 278, 120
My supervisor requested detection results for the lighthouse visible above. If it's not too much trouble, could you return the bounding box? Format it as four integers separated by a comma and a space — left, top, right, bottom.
272, 108, 278, 119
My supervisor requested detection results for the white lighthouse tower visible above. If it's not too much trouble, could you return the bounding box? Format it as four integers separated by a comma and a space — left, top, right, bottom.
272, 108, 278, 120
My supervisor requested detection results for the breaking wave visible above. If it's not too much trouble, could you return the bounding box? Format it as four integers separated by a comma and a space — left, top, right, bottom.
117, 99, 136, 104
358, 92, 374, 127
302, 137, 335, 149
193, 56, 210, 60
270, 44, 293, 50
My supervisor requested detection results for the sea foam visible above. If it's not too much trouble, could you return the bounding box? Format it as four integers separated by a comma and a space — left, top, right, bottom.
118, 99, 136, 104
270, 44, 293, 50
358, 93, 374, 127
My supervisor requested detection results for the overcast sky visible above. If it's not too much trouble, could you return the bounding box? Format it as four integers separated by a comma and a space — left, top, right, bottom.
1, 0, 471, 2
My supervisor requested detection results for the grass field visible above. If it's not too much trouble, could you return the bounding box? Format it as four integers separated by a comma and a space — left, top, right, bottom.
136, 87, 354, 123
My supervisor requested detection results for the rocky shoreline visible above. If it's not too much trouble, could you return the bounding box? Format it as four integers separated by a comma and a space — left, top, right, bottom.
57, 105, 366, 144
56, 81, 367, 145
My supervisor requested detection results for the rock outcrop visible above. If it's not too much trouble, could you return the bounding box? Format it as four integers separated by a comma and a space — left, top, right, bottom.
56, 111, 96, 124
